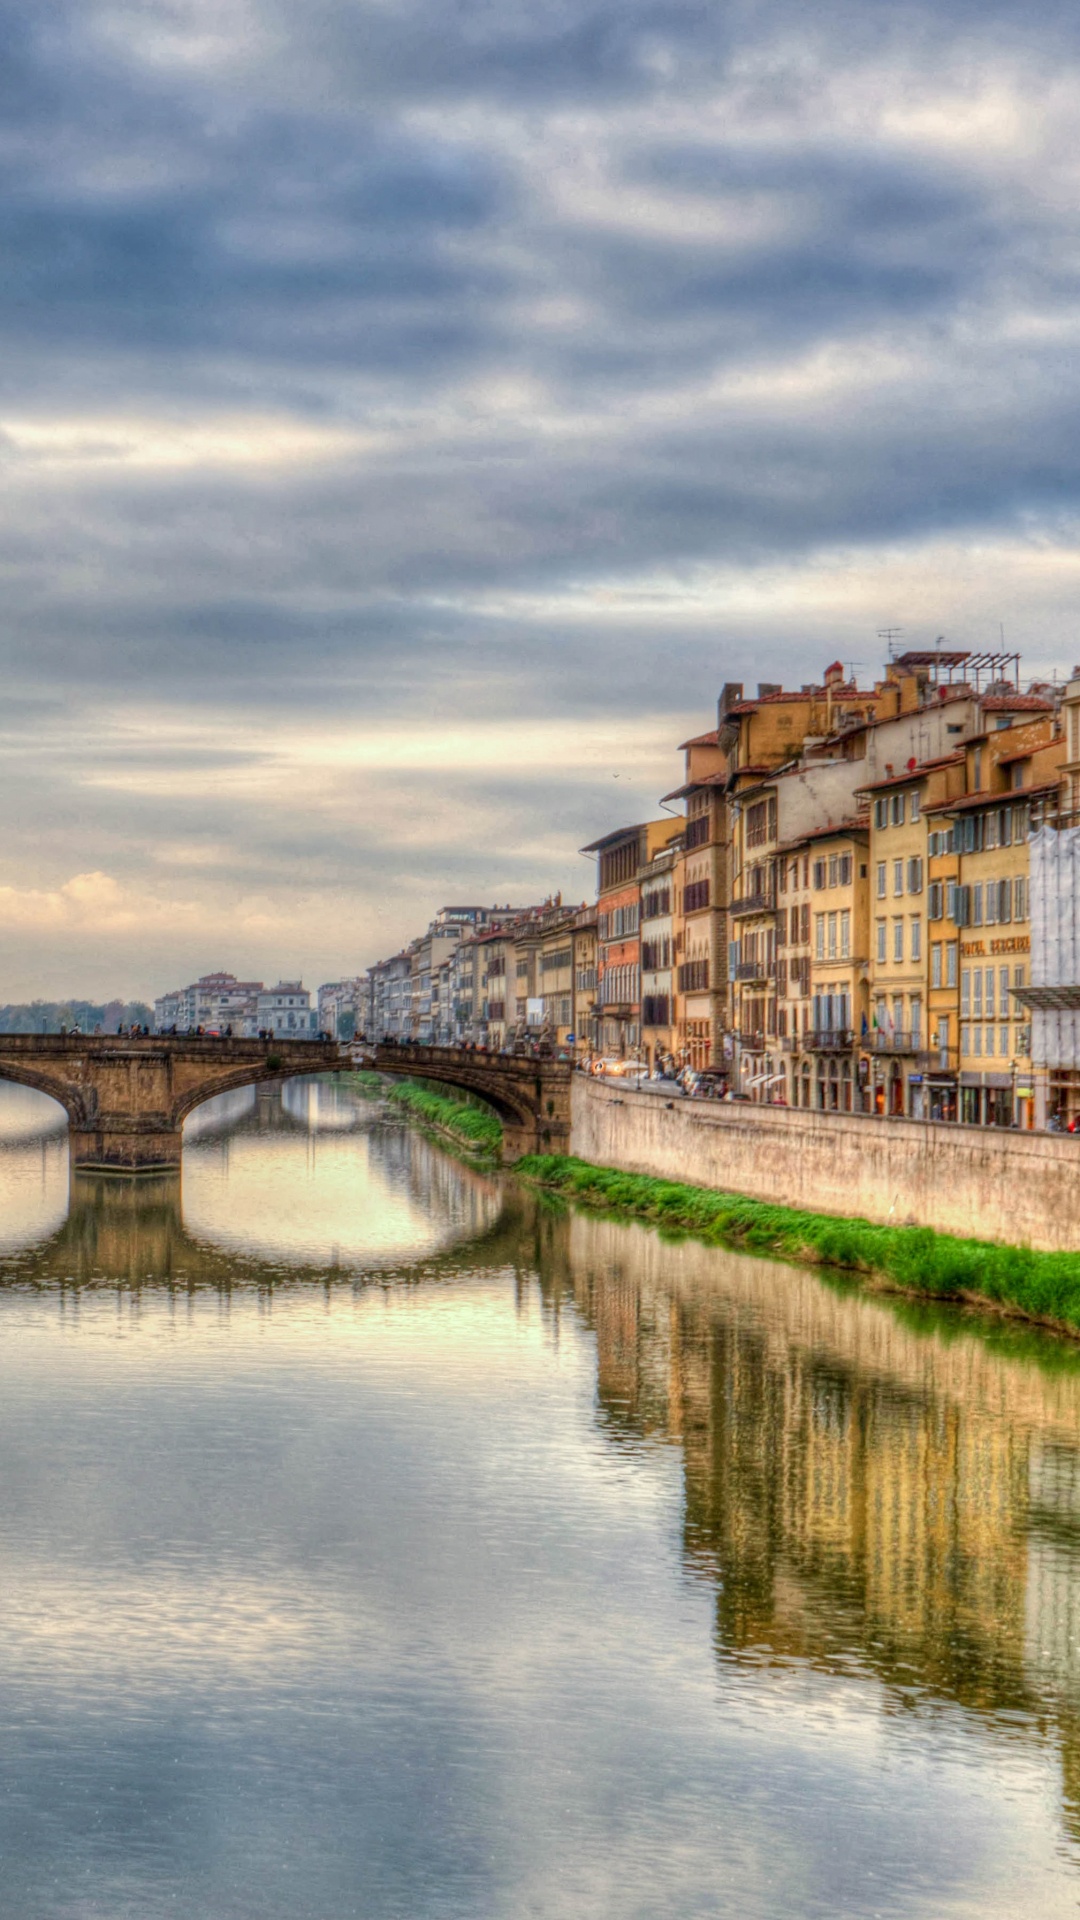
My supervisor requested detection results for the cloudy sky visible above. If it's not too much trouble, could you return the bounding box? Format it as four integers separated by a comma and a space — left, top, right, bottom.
3, 0, 1080, 998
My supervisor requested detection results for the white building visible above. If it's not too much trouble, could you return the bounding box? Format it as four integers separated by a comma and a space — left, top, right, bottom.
154, 972, 263, 1033
317, 979, 362, 1039
256, 982, 319, 1039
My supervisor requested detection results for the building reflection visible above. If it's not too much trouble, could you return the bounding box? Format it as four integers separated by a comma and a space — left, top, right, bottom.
8, 1077, 1080, 1853
539, 1212, 1080, 1851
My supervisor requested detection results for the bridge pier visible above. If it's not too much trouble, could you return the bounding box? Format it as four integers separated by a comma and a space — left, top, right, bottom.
70, 1123, 184, 1174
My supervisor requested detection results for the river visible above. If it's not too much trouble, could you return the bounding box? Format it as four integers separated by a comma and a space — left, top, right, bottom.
1, 1074, 1080, 1918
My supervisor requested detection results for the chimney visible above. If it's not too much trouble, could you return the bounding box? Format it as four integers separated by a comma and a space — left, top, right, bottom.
718, 682, 744, 719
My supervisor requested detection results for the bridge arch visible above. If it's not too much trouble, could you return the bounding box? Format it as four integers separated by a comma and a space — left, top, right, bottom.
358, 1044, 572, 1159
0, 1059, 87, 1126
169, 1059, 342, 1131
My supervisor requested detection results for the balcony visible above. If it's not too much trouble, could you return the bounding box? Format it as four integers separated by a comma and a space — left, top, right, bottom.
869, 1030, 921, 1053
803, 1029, 855, 1052
735, 960, 775, 982
737, 1031, 768, 1053
729, 893, 775, 920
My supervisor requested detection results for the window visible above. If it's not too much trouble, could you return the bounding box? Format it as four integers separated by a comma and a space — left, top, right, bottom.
828, 856, 838, 887
745, 799, 770, 848
961, 969, 971, 1016
827, 912, 838, 959
684, 879, 709, 913
973, 971, 983, 1018
910, 917, 921, 962
999, 1026, 1010, 1057
931, 943, 942, 988
890, 794, 906, 826
911, 997, 922, 1041
840, 910, 850, 959
801, 903, 811, 944
876, 920, 886, 964
972, 883, 983, 926
907, 856, 923, 894
985, 967, 995, 1019
910, 792, 921, 822
874, 798, 887, 830
1000, 965, 1011, 1014
973, 1025, 982, 1057
928, 880, 943, 920
893, 919, 904, 962
1014, 876, 1027, 921
893, 859, 904, 897
876, 862, 886, 899
839, 854, 853, 886
815, 914, 825, 960
813, 859, 826, 890
961, 1023, 969, 1056
946, 942, 958, 987
985, 881, 997, 926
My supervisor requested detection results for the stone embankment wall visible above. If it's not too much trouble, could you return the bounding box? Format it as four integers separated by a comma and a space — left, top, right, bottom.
570, 1076, 1080, 1253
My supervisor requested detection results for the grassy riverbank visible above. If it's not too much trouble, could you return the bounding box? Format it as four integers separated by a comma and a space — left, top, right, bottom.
516, 1153, 1080, 1335
383, 1080, 503, 1157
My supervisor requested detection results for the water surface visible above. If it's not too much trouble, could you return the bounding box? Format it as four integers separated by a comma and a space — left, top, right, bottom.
1, 1076, 1080, 1918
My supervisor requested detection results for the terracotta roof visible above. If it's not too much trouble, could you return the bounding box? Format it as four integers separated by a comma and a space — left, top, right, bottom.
922, 780, 1060, 815
776, 818, 869, 852
725, 690, 813, 714
853, 750, 964, 787
579, 823, 648, 854
856, 766, 932, 794
677, 729, 719, 750
981, 693, 1054, 711
659, 772, 728, 803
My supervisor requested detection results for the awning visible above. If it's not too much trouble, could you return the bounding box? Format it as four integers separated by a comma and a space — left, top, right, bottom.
1013, 985, 1080, 1011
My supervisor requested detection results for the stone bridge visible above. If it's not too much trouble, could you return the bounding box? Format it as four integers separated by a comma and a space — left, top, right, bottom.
0, 1033, 345, 1171
353, 1042, 572, 1161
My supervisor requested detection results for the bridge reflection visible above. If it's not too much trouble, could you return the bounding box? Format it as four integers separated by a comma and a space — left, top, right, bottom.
0, 1084, 507, 1284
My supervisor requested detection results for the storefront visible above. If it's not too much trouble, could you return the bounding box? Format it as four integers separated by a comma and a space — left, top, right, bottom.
960, 1070, 1014, 1127
1048, 1068, 1080, 1130
926, 1075, 957, 1123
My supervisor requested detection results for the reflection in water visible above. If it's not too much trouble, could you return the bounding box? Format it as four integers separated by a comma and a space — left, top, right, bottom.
2, 1080, 1080, 1914
0, 1084, 68, 1252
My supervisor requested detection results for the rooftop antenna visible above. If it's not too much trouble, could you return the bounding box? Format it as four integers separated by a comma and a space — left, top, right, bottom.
877, 626, 904, 661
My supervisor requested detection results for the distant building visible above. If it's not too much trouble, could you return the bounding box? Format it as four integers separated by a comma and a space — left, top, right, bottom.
317, 979, 363, 1039
154, 972, 263, 1033
256, 982, 318, 1039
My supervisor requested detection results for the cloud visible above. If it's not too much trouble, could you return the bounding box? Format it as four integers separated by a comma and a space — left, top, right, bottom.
1, 0, 1080, 992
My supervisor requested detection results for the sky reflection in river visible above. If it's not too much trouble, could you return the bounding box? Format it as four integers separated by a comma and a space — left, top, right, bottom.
1, 1078, 1080, 1917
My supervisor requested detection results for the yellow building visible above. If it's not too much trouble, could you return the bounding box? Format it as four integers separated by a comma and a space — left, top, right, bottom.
536, 914, 580, 1048
933, 717, 1062, 1128
861, 766, 938, 1117
664, 730, 729, 1071
796, 823, 870, 1112
775, 841, 813, 1104
571, 912, 598, 1061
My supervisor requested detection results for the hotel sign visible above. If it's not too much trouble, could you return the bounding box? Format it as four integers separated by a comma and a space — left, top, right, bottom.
960, 936, 1030, 957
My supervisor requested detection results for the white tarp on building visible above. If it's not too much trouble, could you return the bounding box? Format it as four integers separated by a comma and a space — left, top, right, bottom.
1030, 825, 1080, 1068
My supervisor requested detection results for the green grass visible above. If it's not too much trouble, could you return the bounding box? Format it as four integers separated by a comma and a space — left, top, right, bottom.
514, 1154, 1080, 1334
347, 1070, 385, 1097
385, 1080, 503, 1157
